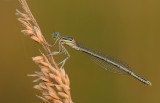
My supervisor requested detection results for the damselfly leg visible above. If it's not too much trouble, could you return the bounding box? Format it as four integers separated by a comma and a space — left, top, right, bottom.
58, 42, 70, 68
49, 39, 70, 69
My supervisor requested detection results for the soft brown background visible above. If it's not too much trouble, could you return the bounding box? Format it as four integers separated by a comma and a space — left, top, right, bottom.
0, 0, 159, 103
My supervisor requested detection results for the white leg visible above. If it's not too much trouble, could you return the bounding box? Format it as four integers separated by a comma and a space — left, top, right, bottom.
58, 44, 70, 69
48, 38, 60, 47
49, 40, 70, 69
49, 40, 63, 56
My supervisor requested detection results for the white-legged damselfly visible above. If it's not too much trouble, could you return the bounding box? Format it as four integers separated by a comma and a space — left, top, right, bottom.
50, 32, 151, 86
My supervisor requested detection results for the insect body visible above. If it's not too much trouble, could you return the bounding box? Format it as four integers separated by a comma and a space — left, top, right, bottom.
51, 32, 151, 85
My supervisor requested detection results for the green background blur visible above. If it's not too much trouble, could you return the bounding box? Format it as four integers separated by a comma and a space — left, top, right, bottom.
0, 0, 159, 103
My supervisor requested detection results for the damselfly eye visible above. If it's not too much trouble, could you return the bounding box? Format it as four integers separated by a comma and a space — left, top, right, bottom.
52, 32, 60, 38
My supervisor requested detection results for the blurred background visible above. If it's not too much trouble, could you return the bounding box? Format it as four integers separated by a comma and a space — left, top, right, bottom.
0, 0, 159, 103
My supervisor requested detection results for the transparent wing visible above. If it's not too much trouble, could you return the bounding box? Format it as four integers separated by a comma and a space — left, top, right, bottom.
77, 42, 131, 74
91, 55, 131, 74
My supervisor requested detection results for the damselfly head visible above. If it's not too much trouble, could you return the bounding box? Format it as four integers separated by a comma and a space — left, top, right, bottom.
52, 32, 61, 38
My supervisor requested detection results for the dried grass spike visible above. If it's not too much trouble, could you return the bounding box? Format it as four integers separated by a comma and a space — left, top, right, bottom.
32, 56, 44, 63
58, 92, 69, 99
17, 0, 73, 103
34, 85, 43, 91
32, 78, 41, 82
27, 74, 38, 77
21, 30, 34, 36
30, 35, 41, 43
49, 92, 60, 100
36, 95, 51, 103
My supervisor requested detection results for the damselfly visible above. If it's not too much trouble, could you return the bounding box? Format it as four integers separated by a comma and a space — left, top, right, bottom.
50, 32, 151, 86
